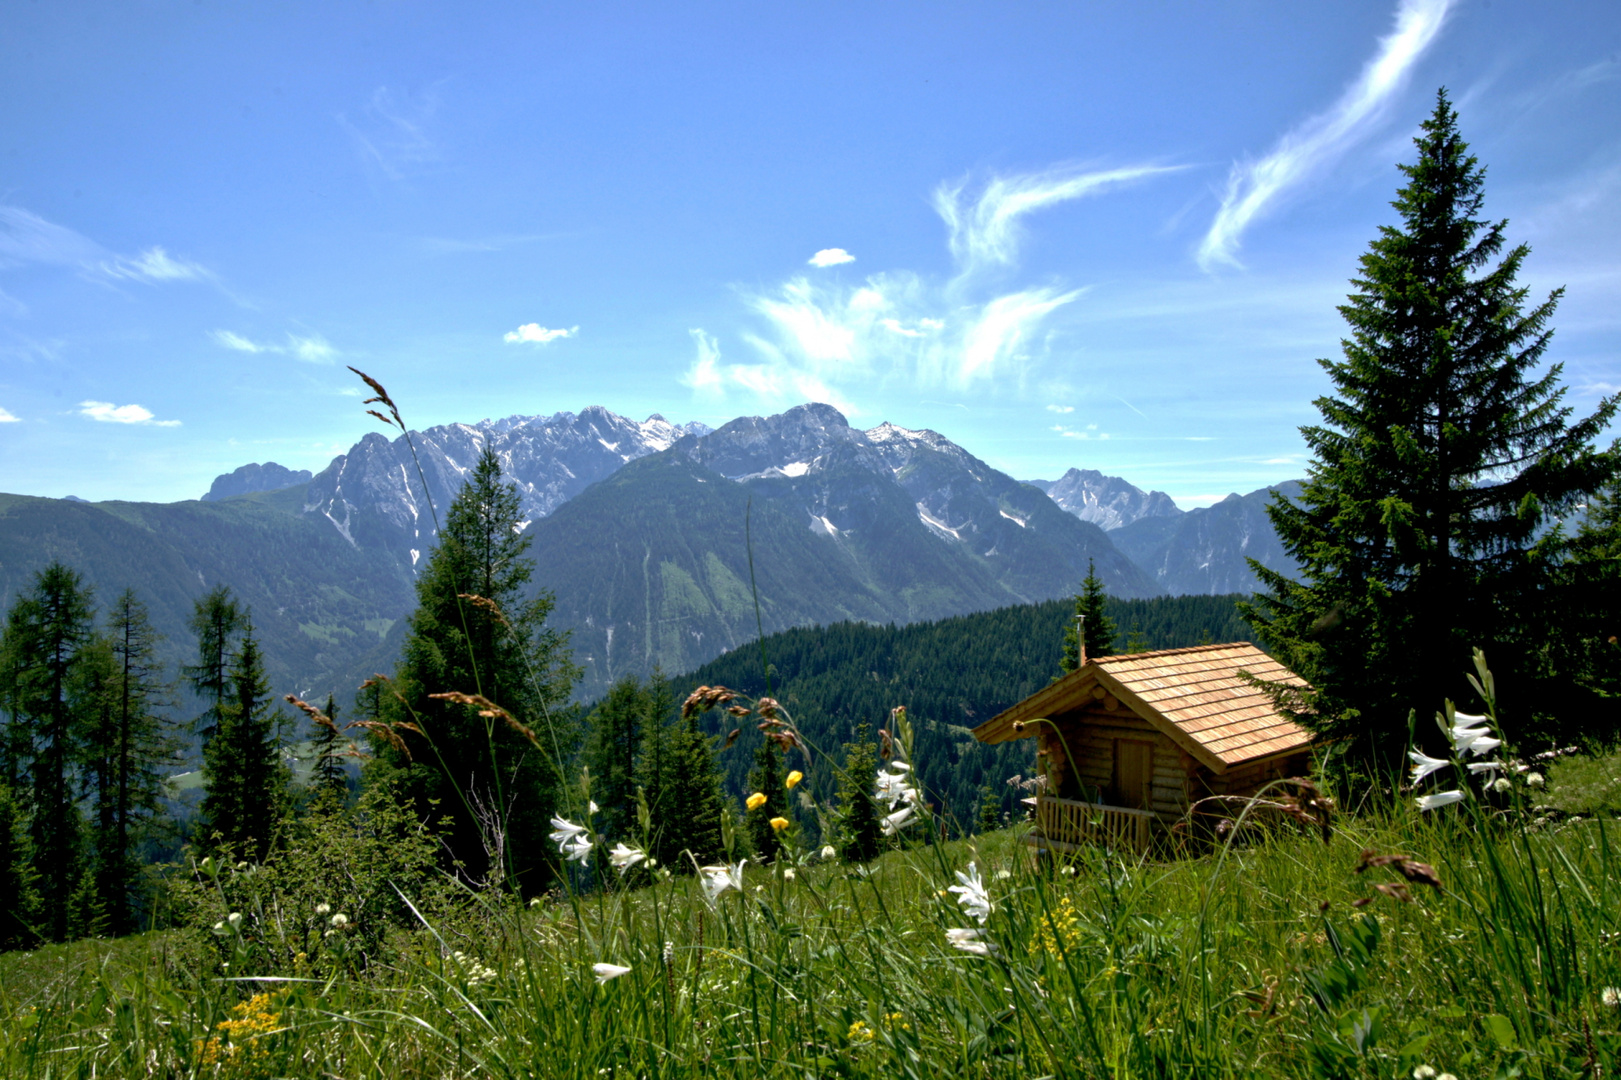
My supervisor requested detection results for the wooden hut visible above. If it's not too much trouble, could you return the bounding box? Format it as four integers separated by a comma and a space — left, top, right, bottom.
971, 642, 1315, 853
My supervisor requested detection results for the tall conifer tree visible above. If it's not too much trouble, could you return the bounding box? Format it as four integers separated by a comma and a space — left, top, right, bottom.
1, 563, 94, 940
200, 621, 287, 860
835, 723, 881, 863
584, 676, 647, 844
370, 446, 578, 894
185, 586, 243, 748
1244, 91, 1619, 763
744, 737, 787, 862
1060, 559, 1117, 674
77, 591, 173, 935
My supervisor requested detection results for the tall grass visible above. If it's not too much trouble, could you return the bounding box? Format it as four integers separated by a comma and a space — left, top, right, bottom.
2, 801, 1616, 1078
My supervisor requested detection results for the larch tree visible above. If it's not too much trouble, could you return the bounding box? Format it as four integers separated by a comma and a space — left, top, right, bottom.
1243, 90, 1619, 766
77, 591, 174, 935
0, 563, 95, 941
184, 586, 244, 749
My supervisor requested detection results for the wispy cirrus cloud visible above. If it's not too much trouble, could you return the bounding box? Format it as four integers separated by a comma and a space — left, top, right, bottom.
685, 163, 1174, 409
1, 205, 216, 286
937, 164, 1181, 278
340, 85, 443, 181
681, 328, 856, 414
79, 400, 180, 427
503, 323, 577, 345
1198, 0, 1452, 271
210, 329, 339, 363
0, 406, 19, 423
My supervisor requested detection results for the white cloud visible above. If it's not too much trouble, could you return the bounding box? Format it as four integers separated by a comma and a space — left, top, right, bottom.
339, 85, 443, 181
1198, 0, 1452, 270
936, 164, 1182, 277
679, 328, 855, 414
1, 206, 213, 286
212, 330, 266, 353
102, 246, 209, 283
210, 329, 338, 362
693, 161, 1176, 409
808, 248, 856, 268
0, 406, 18, 423
504, 323, 578, 345
79, 400, 181, 427
289, 334, 338, 363
1045, 404, 1074, 413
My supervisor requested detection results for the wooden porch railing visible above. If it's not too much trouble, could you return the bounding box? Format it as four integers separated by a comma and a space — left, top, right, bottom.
1032, 795, 1157, 854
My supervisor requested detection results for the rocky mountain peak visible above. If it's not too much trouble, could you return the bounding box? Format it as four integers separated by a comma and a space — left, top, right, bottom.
1032, 467, 1183, 531
202, 461, 314, 502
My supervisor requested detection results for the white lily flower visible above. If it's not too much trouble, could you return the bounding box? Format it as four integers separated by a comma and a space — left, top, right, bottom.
701, 860, 747, 903
1416, 790, 1466, 811
588, 800, 599, 814
946, 928, 997, 955
882, 806, 917, 836
874, 768, 917, 809
887, 760, 910, 771
1464, 735, 1501, 758
948, 861, 992, 924
549, 816, 587, 845
608, 843, 646, 873
561, 835, 592, 862
1467, 760, 1502, 776
592, 963, 631, 984
1409, 749, 1450, 782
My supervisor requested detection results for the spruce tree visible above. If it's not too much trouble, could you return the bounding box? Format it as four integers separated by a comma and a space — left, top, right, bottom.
662, 710, 726, 867
1060, 559, 1117, 673
1, 563, 94, 941
584, 676, 647, 844
835, 723, 881, 863
1244, 90, 1619, 764
370, 446, 579, 894
309, 693, 349, 801
744, 737, 787, 862
200, 621, 287, 860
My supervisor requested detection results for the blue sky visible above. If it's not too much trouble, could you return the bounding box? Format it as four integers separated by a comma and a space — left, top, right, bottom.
2, 0, 1617, 507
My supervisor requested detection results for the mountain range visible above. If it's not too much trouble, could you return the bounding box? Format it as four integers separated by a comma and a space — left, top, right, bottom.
0, 402, 1302, 703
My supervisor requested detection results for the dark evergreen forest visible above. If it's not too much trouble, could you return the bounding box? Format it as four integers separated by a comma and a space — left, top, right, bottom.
660, 593, 1253, 835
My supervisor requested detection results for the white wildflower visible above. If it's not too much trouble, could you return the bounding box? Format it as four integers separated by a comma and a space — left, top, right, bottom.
1491, 777, 1512, 793
592, 963, 631, 985
561, 834, 592, 863
1412, 1067, 1436, 1080
1600, 986, 1620, 1007
946, 927, 997, 956
227, 911, 243, 929
1416, 790, 1466, 812
608, 843, 646, 873
881, 805, 917, 836
549, 816, 588, 848
948, 861, 992, 924
783, 868, 796, 881
701, 860, 747, 904
1408, 749, 1450, 783
820, 844, 836, 859
314, 903, 331, 917
1526, 772, 1545, 788
331, 912, 349, 927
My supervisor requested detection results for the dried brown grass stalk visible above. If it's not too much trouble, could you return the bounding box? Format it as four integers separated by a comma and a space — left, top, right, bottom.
428, 691, 541, 749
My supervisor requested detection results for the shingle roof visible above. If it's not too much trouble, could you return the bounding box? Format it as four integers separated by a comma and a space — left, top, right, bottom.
970, 642, 1313, 773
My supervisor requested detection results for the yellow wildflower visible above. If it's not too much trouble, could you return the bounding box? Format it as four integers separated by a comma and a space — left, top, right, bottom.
786, 770, 803, 789
770, 816, 790, 831
745, 792, 767, 811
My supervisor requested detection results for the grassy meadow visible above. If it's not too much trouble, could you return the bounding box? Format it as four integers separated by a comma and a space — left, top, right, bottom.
2, 754, 1618, 1080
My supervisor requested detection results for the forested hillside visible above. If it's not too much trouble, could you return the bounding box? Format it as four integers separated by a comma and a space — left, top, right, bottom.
664, 593, 1253, 831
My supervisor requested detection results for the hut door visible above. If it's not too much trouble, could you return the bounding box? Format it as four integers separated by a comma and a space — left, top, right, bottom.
1112, 740, 1154, 810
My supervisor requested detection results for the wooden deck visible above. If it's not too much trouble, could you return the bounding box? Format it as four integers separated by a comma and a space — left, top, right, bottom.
1027, 795, 1159, 855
